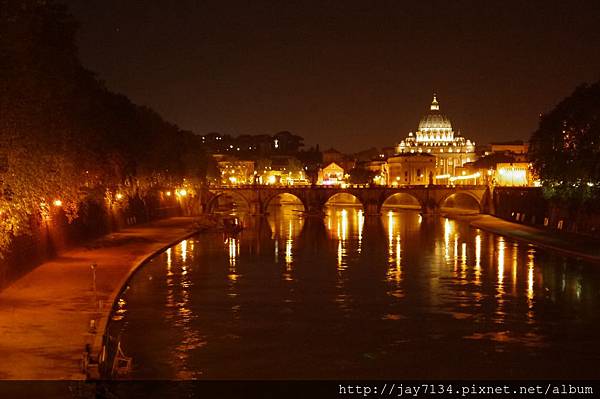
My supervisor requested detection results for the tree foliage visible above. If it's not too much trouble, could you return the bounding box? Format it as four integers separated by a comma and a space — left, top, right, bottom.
529, 82, 600, 203
0, 0, 207, 254
348, 167, 376, 185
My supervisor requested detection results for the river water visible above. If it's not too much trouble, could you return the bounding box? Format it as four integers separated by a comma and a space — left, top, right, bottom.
107, 204, 600, 379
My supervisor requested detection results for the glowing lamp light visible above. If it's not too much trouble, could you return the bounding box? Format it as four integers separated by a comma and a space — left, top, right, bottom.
166, 191, 172, 197
449, 172, 481, 182
178, 189, 188, 197
115, 193, 124, 200
52, 199, 63, 207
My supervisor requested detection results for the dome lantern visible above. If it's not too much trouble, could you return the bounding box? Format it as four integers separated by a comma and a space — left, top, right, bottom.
430, 93, 439, 111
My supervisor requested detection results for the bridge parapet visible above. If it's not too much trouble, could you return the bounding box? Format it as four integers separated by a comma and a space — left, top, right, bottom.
201, 185, 492, 216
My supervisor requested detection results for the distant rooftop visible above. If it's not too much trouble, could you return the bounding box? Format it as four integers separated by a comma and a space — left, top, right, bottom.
490, 140, 526, 146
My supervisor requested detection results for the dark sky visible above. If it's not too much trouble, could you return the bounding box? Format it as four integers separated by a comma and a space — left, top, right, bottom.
65, 0, 600, 152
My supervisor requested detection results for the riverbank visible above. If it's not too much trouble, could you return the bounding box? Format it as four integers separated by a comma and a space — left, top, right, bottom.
0, 216, 212, 380
452, 214, 600, 263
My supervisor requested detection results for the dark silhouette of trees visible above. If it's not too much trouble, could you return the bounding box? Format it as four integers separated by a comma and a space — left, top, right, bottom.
0, 0, 207, 254
529, 82, 600, 203
348, 167, 376, 185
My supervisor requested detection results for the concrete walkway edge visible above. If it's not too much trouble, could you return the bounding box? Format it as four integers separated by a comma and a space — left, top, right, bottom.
0, 216, 208, 380
470, 215, 600, 264
89, 228, 203, 379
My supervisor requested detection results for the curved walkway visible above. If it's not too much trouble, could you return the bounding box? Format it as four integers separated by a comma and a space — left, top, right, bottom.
0, 217, 205, 380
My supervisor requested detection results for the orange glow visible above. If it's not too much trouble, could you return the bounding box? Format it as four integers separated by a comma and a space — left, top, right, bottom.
52, 199, 63, 207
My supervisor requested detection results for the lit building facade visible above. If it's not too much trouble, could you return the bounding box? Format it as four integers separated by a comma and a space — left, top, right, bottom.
217, 159, 256, 185
387, 153, 436, 185
396, 94, 476, 177
364, 160, 389, 185
318, 162, 345, 185
495, 163, 533, 186
256, 156, 308, 185
456, 156, 535, 186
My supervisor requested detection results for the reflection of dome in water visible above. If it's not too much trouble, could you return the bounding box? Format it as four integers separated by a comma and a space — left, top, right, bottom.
417, 94, 453, 132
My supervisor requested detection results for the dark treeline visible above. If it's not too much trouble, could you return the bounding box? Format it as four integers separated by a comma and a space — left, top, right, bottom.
529, 82, 600, 203
524, 81, 600, 235
0, 1, 207, 278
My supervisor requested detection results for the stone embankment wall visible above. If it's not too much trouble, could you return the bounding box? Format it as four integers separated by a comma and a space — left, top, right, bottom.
492, 187, 600, 237
0, 195, 201, 289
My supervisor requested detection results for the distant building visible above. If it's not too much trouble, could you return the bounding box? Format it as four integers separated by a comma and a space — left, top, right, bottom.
363, 160, 389, 185
458, 153, 535, 186
256, 155, 307, 185
396, 94, 476, 176
495, 163, 533, 186
318, 162, 345, 185
216, 156, 256, 185
491, 140, 529, 154
490, 140, 529, 162
387, 153, 436, 186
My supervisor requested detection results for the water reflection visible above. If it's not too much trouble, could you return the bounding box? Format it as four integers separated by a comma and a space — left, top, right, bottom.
266, 200, 304, 270
109, 206, 600, 380
325, 206, 363, 270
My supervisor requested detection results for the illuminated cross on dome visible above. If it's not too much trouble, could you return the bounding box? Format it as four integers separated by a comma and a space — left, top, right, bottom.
430, 93, 439, 111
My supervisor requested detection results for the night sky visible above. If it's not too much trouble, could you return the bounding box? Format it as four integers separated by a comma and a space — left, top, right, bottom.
65, 0, 600, 152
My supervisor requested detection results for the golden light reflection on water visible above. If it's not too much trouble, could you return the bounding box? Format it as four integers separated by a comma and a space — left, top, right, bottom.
460, 242, 467, 279
181, 239, 188, 264
497, 237, 505, 287
266, 201, 304, 277
112, 206, 600, 379
382, 210, 403, 283
325, 206, 362, 271
512, 243, 519, 293
227, 237, 240, 277
527, 248, 535, 305
174, 239, 204, 378
357, 209, 364, 253
165, 247, 175, 319
474, 234, 482, 285
496, 237, 506, 323
443, 218, 454, 262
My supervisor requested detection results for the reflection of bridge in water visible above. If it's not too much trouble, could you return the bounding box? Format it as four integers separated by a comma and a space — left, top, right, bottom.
201, 185, 493, 215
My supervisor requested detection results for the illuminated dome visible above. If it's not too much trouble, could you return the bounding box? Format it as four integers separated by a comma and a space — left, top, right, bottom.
417, 94, 453, 133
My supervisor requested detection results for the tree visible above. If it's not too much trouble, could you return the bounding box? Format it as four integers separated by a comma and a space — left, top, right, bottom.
0, 0, 210, 256
273, 131, 304, 154
529, 82, 600, 203
348, 167, 376, 185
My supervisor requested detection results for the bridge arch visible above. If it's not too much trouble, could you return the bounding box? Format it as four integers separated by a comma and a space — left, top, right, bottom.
324, 192, 364, 209
205, 190, 252, 213
438, 191, 482, 214
381, 192, 424, 212
264, 192, 307, 212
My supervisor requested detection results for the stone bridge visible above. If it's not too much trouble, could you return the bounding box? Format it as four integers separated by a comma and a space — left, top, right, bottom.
200, 185, 493, 216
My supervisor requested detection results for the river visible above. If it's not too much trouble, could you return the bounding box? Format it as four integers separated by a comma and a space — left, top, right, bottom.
107, 203, 600, 379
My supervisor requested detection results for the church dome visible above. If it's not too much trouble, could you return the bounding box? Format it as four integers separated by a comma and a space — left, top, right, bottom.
417, 94, 453, 132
